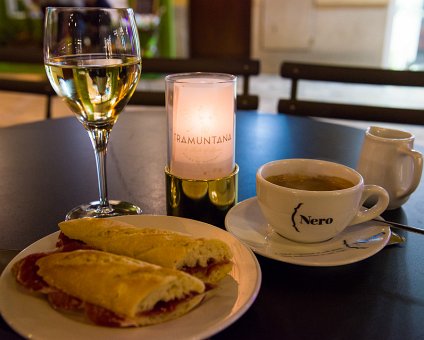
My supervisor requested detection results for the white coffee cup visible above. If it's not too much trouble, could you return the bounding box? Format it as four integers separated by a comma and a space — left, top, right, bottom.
256, 159, 389, 243
357, 126, 423, 210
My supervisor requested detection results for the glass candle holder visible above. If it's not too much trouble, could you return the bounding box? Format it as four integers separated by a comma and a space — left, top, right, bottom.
165, 73, 238, 227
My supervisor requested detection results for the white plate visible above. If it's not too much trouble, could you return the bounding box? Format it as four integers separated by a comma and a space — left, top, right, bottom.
225, 197, 391, 267
0, 215, 261, 340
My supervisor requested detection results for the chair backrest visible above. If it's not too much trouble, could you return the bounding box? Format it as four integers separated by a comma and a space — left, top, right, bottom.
130, 57, 260, 110
0, 46, 260, 118
0, 46, 55, 119
278, 61, 424, 125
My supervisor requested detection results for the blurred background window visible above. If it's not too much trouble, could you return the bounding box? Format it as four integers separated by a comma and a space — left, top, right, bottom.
0, 0, 174, 58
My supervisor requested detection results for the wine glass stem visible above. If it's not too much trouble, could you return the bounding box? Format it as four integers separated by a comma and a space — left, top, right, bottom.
88, 128, 111, 212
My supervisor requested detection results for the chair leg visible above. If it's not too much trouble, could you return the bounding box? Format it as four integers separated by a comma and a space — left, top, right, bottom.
46, 95, 52, 119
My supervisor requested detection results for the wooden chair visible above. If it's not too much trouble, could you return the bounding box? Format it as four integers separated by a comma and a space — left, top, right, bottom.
278, 61, 424, 125
0, 46, 260, 118
0, 47, 55, 119
130, 57, 260, 110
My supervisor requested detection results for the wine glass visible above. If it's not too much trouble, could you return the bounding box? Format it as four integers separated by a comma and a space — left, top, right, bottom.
44, 7, 142, 219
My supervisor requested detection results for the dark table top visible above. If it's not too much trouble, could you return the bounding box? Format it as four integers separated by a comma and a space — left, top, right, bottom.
0, 110, 423, 339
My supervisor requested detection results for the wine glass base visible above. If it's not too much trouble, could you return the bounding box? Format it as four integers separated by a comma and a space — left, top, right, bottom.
65, 200, 142, 220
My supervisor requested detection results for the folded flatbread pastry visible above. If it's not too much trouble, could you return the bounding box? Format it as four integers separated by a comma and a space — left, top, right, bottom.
58, 218, 233, 285
13, 250, 205, 327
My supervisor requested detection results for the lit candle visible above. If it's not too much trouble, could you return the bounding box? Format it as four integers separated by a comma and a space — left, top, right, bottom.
166, 73, 236, 180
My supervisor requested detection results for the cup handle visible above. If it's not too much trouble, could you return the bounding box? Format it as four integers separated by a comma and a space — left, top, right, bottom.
396, 148, 423, 199
349, 185, 389, 226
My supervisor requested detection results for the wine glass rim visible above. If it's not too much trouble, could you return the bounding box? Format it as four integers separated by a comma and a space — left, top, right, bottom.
45, 7, 134, 12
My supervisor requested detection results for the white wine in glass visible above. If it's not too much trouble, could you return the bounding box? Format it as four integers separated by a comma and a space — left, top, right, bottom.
44, 7, 142, 219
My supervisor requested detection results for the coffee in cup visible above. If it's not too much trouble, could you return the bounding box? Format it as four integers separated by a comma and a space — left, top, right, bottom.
265, 174, 355, 191
256, 159, 389, 243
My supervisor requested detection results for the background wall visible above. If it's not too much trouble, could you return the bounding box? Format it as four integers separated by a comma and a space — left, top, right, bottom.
252, 0, 391, 73
2, 0, 421, 74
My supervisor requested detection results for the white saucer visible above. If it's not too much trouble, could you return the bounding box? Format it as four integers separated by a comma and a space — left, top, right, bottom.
225, 197, 391, 267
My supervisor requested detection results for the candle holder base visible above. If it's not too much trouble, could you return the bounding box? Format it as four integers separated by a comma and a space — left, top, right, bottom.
165, 165, 239, 228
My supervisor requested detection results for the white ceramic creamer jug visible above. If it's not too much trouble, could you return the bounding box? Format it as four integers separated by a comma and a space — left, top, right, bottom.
357, 126, 423, 210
